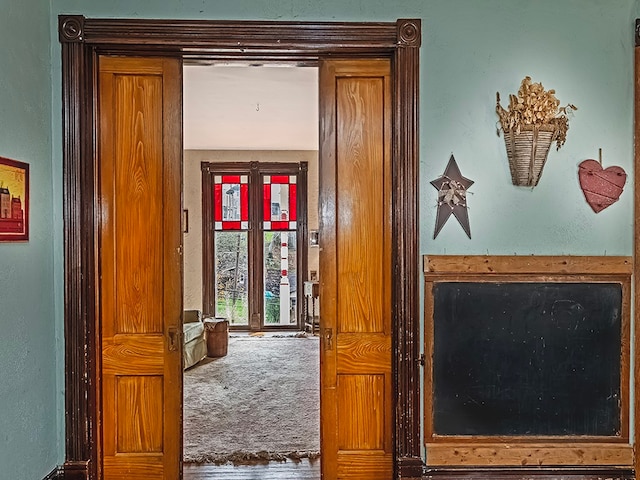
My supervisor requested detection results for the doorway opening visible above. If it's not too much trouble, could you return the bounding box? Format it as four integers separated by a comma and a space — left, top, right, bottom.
59, 16, 421, 480
180, 63, 321, 477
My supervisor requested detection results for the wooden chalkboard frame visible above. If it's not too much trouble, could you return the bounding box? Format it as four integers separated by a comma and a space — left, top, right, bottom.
423, 255, 633, 467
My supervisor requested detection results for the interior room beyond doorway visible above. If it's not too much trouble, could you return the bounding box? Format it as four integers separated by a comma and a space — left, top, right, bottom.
182, 62, 320, 332
181, 62, 321, 479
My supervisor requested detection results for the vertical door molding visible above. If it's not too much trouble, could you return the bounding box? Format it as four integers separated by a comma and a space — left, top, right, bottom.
394, 18, 423, 479
59, 16, 421, 479
248, 161, 261, 330
59, 15, 98, 480
201, 162, 215, 316
298, 161, 310, 327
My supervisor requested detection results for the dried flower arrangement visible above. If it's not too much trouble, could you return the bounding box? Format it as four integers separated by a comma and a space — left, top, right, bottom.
496, 76, 577, 150
495, 77, 577, 186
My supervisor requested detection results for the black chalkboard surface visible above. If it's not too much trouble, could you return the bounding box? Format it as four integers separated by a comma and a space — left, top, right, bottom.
432, 282, 622, 437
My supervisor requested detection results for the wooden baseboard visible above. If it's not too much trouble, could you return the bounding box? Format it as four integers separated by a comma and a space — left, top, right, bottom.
60, 461, 89, 480
423, 467, 635, 480
42, 466, 61, 480
398, 455, 425, 478
424, 444, 634, 467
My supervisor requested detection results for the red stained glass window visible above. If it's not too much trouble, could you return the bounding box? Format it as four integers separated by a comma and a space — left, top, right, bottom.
263, 175, 297, 231
213, 175, 248, 230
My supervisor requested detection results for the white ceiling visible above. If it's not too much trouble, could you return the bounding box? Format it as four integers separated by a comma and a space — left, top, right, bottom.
183, 64, 319, 151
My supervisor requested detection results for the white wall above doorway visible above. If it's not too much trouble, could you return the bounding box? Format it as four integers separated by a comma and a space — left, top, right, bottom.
183, 64, 319, 151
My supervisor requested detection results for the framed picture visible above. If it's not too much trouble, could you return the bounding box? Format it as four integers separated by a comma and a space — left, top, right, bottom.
0, 156, 29, 241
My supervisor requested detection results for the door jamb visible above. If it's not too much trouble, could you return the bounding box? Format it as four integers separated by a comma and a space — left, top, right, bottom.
59, 15, 422, 479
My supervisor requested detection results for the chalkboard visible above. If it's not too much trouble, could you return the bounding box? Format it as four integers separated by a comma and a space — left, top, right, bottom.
432, 282, 622, 437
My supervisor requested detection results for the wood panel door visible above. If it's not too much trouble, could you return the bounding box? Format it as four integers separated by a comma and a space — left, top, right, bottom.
98, 56, 183, 480
319, 59, 393, 479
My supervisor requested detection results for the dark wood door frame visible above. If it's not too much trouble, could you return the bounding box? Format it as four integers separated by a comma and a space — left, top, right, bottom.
59, 15, 421, 480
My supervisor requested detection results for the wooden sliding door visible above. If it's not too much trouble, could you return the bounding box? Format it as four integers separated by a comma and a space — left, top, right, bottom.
319, 58, 394, 479
98, 56, 183, 480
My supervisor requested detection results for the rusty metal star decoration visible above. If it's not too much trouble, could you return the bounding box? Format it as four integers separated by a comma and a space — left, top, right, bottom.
431, 154, 474, 239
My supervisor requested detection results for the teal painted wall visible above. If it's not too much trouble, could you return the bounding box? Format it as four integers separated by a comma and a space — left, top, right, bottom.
51, 0, 636, 256
0, 1, 59, 479
45, 0, 637, 468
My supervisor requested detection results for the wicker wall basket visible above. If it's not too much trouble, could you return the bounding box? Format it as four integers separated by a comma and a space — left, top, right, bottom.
502, 124, 558, 187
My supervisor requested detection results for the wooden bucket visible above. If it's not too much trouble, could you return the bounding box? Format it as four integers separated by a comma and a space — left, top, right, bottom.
204, 318, 229, 357
502, 124, 558, 187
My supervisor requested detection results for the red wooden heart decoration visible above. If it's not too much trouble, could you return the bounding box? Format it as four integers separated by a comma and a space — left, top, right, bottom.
578, 159, 626, 213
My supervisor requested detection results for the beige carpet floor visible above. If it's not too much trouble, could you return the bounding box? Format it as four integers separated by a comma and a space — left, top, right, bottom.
183, 335, 320, 464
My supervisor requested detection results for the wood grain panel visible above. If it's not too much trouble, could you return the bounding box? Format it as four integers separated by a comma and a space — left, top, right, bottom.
102, 335, 165, 375
423, 468, 634, 480
320, 58, 393, 479
337, 374, 385, 450
103, 457, 163, 480
336, 333, 391, 374
99, 55, 182, 480
424, 255, 633, 276
425, 443, 634, 467
336, 76, 386, 335
336, 451, 394, 479
116, 376, 164, 453
114, 74, 164, 335
100, 57, 166, 75
159, 56, 185, 480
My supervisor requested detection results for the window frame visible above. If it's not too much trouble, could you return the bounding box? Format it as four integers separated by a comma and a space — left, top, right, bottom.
201, 161, 308, 331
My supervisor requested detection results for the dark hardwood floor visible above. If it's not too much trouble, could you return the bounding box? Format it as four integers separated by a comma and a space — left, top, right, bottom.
183, 459, 321, 479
